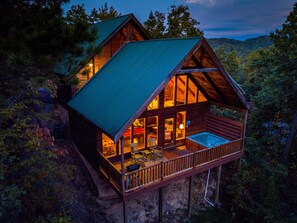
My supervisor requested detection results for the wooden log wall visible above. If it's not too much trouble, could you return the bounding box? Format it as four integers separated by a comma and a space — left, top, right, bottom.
69, 110, 99, 167
206, 114, 243, 140
185, 102, 209, 136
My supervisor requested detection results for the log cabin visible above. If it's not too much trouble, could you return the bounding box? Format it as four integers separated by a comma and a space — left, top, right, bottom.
67, 36, 250, 221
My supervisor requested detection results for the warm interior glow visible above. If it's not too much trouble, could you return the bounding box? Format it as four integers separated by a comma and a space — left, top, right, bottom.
164, 77, 175, 107
147, 95, 159, 110
102, 133, 116, 157
176, 75, 187, 105
179, 123, 184, 130
176, 111, 186, 140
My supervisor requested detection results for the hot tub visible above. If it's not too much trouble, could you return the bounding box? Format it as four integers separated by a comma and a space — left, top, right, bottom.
186, 132, 230, 151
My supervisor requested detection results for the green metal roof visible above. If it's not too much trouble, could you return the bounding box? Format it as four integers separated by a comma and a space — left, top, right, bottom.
55, 14, 131, 75
92, 14, 130, 47
68, 38, 201, 141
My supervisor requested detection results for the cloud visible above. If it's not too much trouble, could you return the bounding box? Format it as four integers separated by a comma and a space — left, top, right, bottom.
186, 0, 216, 5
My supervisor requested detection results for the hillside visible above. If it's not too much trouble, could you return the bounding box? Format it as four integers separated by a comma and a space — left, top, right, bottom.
207, 35, 273, 56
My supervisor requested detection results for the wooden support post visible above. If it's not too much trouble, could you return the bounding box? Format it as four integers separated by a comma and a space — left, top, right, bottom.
242, 110, 248, 150
187, 176, 193, 218
158, 187, 163, 223
121, 137, 125, 193
214, 165, 222, 206
123, 200, 127, 223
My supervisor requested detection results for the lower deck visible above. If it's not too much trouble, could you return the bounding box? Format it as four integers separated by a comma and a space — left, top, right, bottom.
98, 138, 243, 200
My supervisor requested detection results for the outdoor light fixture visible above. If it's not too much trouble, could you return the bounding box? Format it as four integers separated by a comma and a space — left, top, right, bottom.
89, 63, 93, 67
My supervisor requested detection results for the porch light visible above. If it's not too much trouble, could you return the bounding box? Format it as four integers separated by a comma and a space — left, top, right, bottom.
179, 123, 185, 130
89, 63, 93, 67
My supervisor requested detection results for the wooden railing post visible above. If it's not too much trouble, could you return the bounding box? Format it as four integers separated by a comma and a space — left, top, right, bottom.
161, 161, 164, 181
121, 137, 125, 193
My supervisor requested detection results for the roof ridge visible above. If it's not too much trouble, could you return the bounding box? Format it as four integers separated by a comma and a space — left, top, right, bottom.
127, 37, 201, 44
92, 13, 132, 24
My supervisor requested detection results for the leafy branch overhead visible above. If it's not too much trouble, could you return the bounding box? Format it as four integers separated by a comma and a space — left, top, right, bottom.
144, 5, 204, 38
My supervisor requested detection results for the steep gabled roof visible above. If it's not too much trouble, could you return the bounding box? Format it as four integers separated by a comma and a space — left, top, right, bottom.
68, 38, 249, 142
55, 14, 150, 75
92, 13, 150, 48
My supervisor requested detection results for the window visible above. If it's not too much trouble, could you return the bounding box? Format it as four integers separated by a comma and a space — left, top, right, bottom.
102, 133, 116, 157
147, 95, 159, 110
77, 62, 94, 88
123, 126, 131, 149
133, 118, 145, 149
146, 116, 158, 145
176, 76, 187, 105
187, 78, 197, 104
164, 77, 175, 107
198, 91, 208, 102
164, 118, 174, 145
176, 111, 186, 140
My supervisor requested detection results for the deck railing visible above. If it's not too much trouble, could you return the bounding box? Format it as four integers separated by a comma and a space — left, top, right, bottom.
99, 138, 243, 193
99, 152, 122, 190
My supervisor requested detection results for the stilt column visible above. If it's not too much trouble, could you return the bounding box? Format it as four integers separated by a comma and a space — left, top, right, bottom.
187, 176, 193, 217
158, 187, 163, 223
214, 165, 222, 206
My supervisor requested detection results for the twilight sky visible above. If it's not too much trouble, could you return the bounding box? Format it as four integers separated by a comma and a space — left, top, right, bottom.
64, 0, 296, 40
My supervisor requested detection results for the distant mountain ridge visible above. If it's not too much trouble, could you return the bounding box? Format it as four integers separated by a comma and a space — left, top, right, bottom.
207, 35, 273, 56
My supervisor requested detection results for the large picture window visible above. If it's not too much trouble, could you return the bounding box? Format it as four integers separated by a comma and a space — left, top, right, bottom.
133, 118, 145, 149
187, 78, 197, 104
146, 116, 158, 145
176, 76, 187, 106
102, 133, 116, 157
164, 77, 175, 107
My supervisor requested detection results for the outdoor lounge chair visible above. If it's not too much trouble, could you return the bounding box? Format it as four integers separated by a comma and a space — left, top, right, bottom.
130, 143, 144, 163
148, 138, 163, 159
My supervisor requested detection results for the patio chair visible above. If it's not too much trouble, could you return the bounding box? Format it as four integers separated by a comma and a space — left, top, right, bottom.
130, 143, 144, 164
148, 138, 163, 159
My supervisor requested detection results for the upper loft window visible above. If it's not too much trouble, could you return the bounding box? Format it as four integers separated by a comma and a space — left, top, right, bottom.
164, 77, 175, 107
176, 76, 187, 106
187, 78, 197, 104
147, 95, 159, 110
198, 91, 207, 102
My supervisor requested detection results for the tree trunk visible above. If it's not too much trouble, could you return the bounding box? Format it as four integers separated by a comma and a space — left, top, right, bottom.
281, 111, 297, 163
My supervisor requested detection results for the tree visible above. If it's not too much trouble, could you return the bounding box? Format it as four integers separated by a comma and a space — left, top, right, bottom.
144, 4, 203, 39
89, 2, 121, 23
0, 0, 97, 221
166, 5, 203, 38
144, 11, 166, 38
270, 2, 297, 163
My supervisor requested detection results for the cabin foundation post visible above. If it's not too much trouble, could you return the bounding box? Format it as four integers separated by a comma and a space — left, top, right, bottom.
187, 175, 193, 217
214, 165, 222, 206
158, 187, 163, 223
120, 137, 125, 192
121, 137, 127, 223
122, 200, 127, 223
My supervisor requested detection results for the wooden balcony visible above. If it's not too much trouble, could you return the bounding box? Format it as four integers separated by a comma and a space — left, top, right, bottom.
98, 138, 243, 199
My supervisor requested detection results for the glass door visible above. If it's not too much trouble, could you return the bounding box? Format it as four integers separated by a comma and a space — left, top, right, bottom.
164, 117, 175, 147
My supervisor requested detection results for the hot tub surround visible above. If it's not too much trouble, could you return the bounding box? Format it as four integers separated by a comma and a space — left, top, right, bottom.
186, 132, 230, 151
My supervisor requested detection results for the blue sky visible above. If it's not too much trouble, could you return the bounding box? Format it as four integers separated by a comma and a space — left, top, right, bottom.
64, 0, 296, 40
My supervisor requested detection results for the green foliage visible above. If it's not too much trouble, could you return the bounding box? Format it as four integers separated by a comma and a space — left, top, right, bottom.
144, 11, 166, 38
198, 3, 297, 222
0, 1, 109, 221
208, 36, 273, 56
166, 5, 203, 38
89, 2, 121, 23
144, 5, 203, 38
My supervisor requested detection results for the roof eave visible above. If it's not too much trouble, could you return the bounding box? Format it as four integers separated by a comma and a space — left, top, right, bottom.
200, 38, 251, 111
